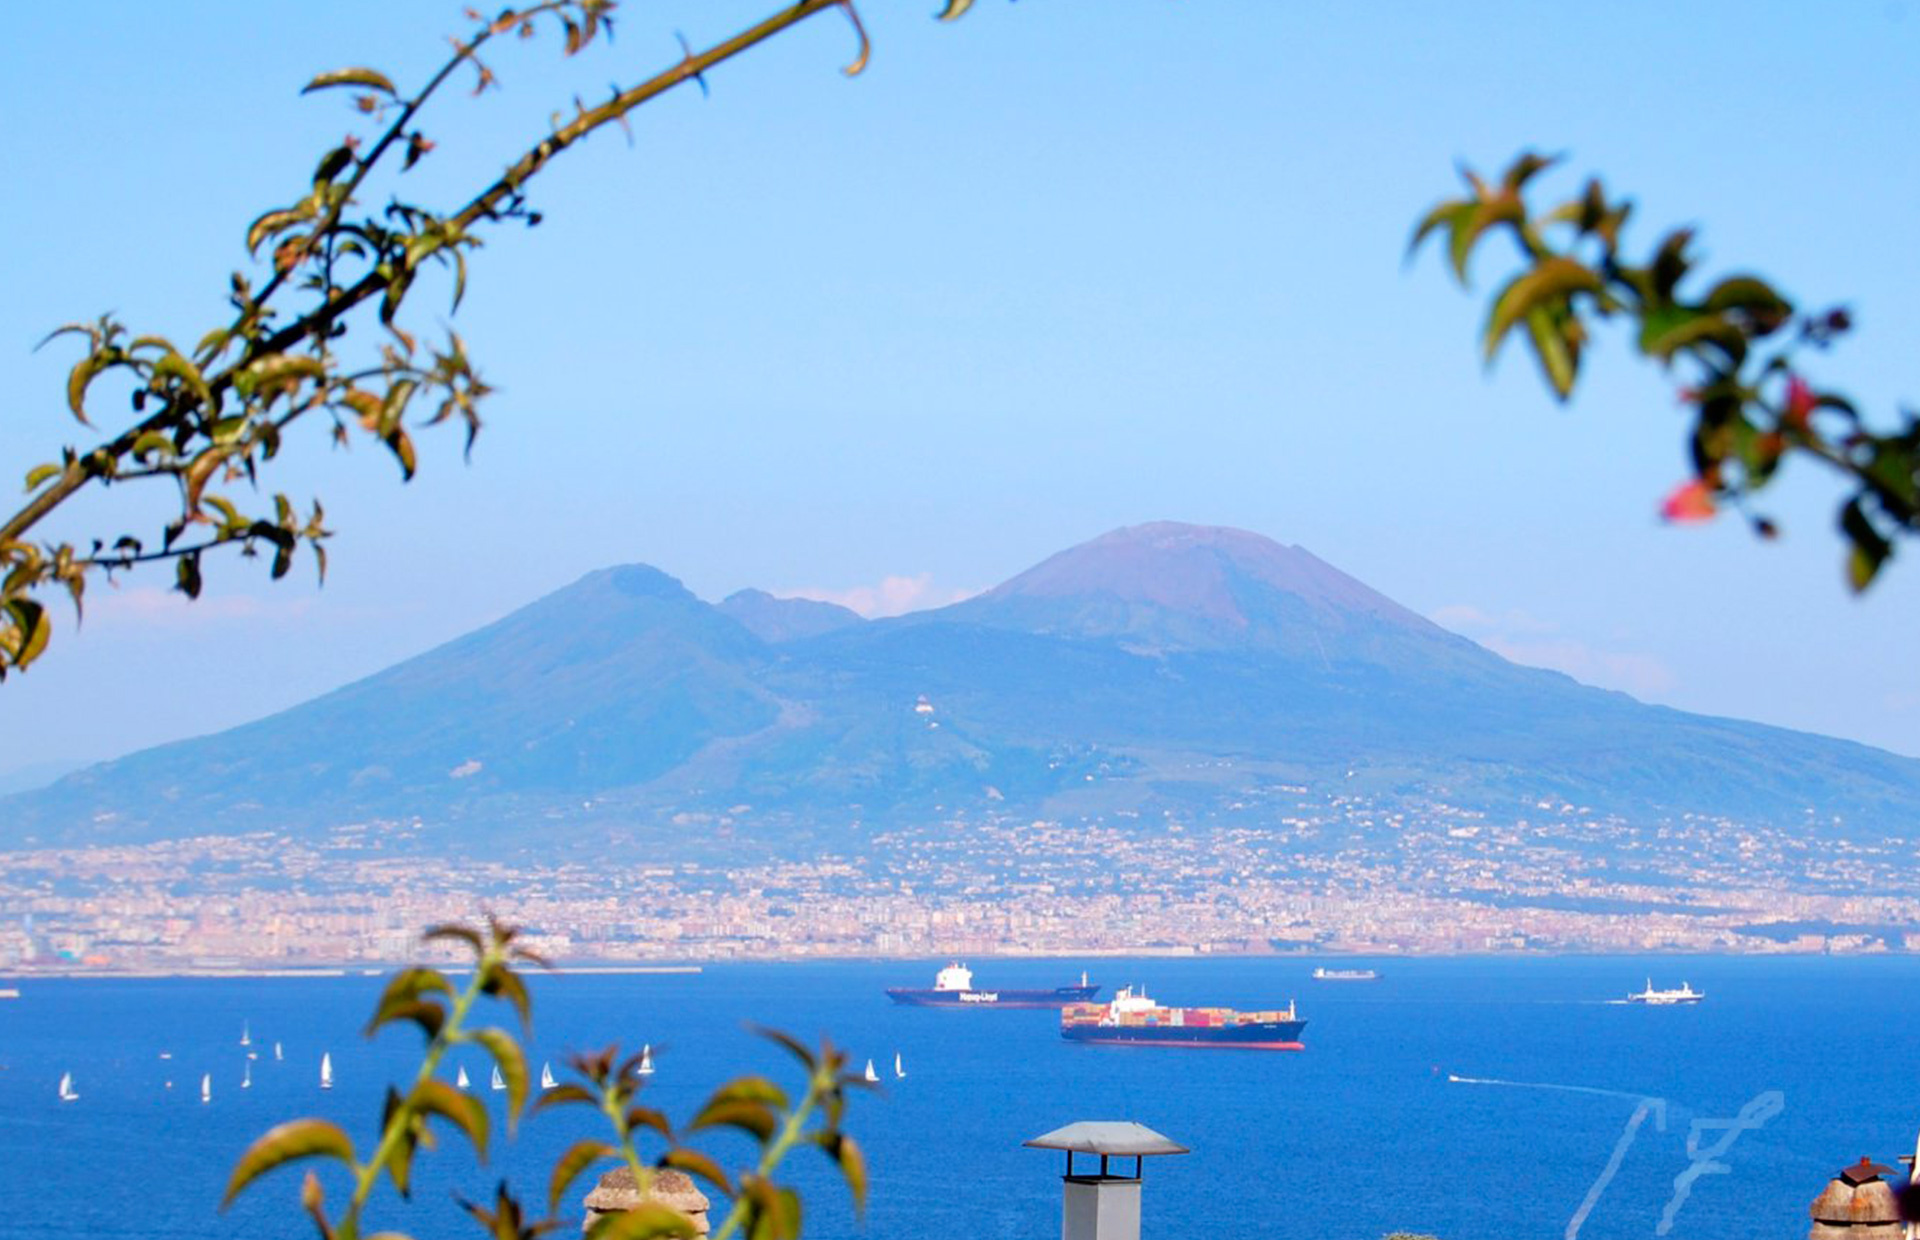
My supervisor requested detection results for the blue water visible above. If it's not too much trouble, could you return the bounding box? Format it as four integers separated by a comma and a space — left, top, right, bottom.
3, 955, 1916, 1239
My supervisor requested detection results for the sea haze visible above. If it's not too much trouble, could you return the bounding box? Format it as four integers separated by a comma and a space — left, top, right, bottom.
1, 956, 1915, 1240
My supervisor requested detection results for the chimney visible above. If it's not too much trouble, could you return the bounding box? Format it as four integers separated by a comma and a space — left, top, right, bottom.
1810, 1158, 1901, 1240
1024, 1121, 1188, 1240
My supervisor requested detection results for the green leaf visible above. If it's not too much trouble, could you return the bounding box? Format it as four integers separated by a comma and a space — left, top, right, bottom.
471, 1026, 529, 1130
1449, 197, 1524, 284
532, 1083, 600, 1114
423, 923, 484, 954
825, 1134, 866, 1213
1523, 304, 1578, 401
478, 960, 530, 1027
151, 350, 214, 412
586, 1204, 698, 1240
1483, 257, 1604, 363
661, 1148, 733, 1197
175, 552, 203, 601
1637, 306, 1746, 366
412, 1078, 489, 1158
687, 1099, 777, 1143
934, 0, 974, 19
705, 1075, 789, 1112
548, 1139, 613, 1213
222, 1118, 356, 1207
365, 968, 454, 1038
302, 67, 398, 96
4, 599, 50, 667
1406, 200, 1473, 269
749, 1026, 815, 1071
65, 354, 107, 426
24, 463, 62, 491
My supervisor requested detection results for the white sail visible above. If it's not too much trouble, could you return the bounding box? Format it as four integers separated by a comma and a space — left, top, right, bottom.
490, 1065, 505, 1092
57, 1072, 78, 1102
540, 1062, 557, 1090
201, 1073, 212, 1104
320, 1052, 333, 1090
273, 1041, 283, 1062
456, 1065, 470, 1089
863, 1058, 879, 1083
242, 1061, 252, 1090
637, 1044, 655, 1076
240, 1021, 251, 1047
893, 1052, 905, 1079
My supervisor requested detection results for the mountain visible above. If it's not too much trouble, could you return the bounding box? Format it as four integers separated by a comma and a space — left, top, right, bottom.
7, 522, 1919, 855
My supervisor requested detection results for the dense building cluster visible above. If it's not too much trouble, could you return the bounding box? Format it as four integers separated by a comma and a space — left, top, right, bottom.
1, 786, 1914, 970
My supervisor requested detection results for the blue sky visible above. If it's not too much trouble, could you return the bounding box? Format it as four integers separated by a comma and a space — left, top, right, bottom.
3, 1, 1918, 777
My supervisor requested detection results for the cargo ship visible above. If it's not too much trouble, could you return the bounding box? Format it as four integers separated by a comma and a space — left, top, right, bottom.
1311, 967, 1380, 981
1060, 984, 1306, 1049
885, 962, 1100, 1008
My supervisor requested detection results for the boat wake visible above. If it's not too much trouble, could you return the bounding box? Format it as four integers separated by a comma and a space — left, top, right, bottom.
1445, 1073, 1654, 1104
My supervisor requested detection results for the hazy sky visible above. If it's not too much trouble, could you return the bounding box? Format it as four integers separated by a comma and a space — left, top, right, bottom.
3, 1, 1918, 778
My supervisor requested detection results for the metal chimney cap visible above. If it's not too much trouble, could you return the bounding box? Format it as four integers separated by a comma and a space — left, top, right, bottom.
1024, 1121, 1189, 1157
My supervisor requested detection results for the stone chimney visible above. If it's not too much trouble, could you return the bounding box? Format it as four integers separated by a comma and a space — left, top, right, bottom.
1024, 1121, 1188, 1240
1810, 1158, 1901, 1240
582, 1167, 711, 1236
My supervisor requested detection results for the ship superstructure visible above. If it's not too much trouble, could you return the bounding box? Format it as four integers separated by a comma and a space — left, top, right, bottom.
1625, 979, 1705, 1005
885, 962, 1100, 1008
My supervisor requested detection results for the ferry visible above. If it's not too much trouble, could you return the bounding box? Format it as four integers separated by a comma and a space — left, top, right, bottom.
1060, 984, 1306, 1049
1625, 979, 1704, 1005
886, 962, 1099, 1008
1311, 967, 1380, 981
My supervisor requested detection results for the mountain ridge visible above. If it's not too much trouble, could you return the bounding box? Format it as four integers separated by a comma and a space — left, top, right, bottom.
7, 522, 1917, 854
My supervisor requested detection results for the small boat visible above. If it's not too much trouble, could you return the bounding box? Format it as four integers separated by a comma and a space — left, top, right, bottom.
1625, 979, 1705, 1005
240, 1021, 251, 1048
490, 1065, 505, 1092
320, 1053, 333, 1090
540, 1062, 557, 1090
273, 1042, 283, 1062
158, 1051, 172, 1061
456, 1065, 470, 1090
637, 1044, 655, 1076
893, 1052, 906, 1080
863, 1059, 879, 1083
242, 1061, 252, 1090
1311, 967, 1381, 981
57, 1072, 78, 1103
201, 1074, 212, 1104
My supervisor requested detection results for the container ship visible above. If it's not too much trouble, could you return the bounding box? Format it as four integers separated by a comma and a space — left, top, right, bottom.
1311, 967, 1380, 981
885, 962, 1100, 1008
1059, 984, 1307, 1049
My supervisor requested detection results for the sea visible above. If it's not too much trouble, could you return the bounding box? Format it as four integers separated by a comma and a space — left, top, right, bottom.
3, 954, 1917, 1240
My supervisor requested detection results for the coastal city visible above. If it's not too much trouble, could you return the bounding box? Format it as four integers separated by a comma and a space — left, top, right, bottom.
3, 785, 1914, 971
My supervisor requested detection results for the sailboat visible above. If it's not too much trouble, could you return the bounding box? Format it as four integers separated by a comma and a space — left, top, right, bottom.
863, 1058, 879, 1083
456, 1064, 470, 1090
240, 1021, 251, 1048
637, 1044, 655, 1076
320, 1052, 333, 1091
893, 1052, 905, 1080
57, 1072, 78, 1103
273, 1041, 283, 1062
201, 1074, 212, 1104
540, 1062, 557, 1090
490, 1065, 505, 1092
242, 1061, 252, 1090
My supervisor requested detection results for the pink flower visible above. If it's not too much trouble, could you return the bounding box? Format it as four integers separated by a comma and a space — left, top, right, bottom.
1784, 375, 1816, 427
1659, 479, 1717, 524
